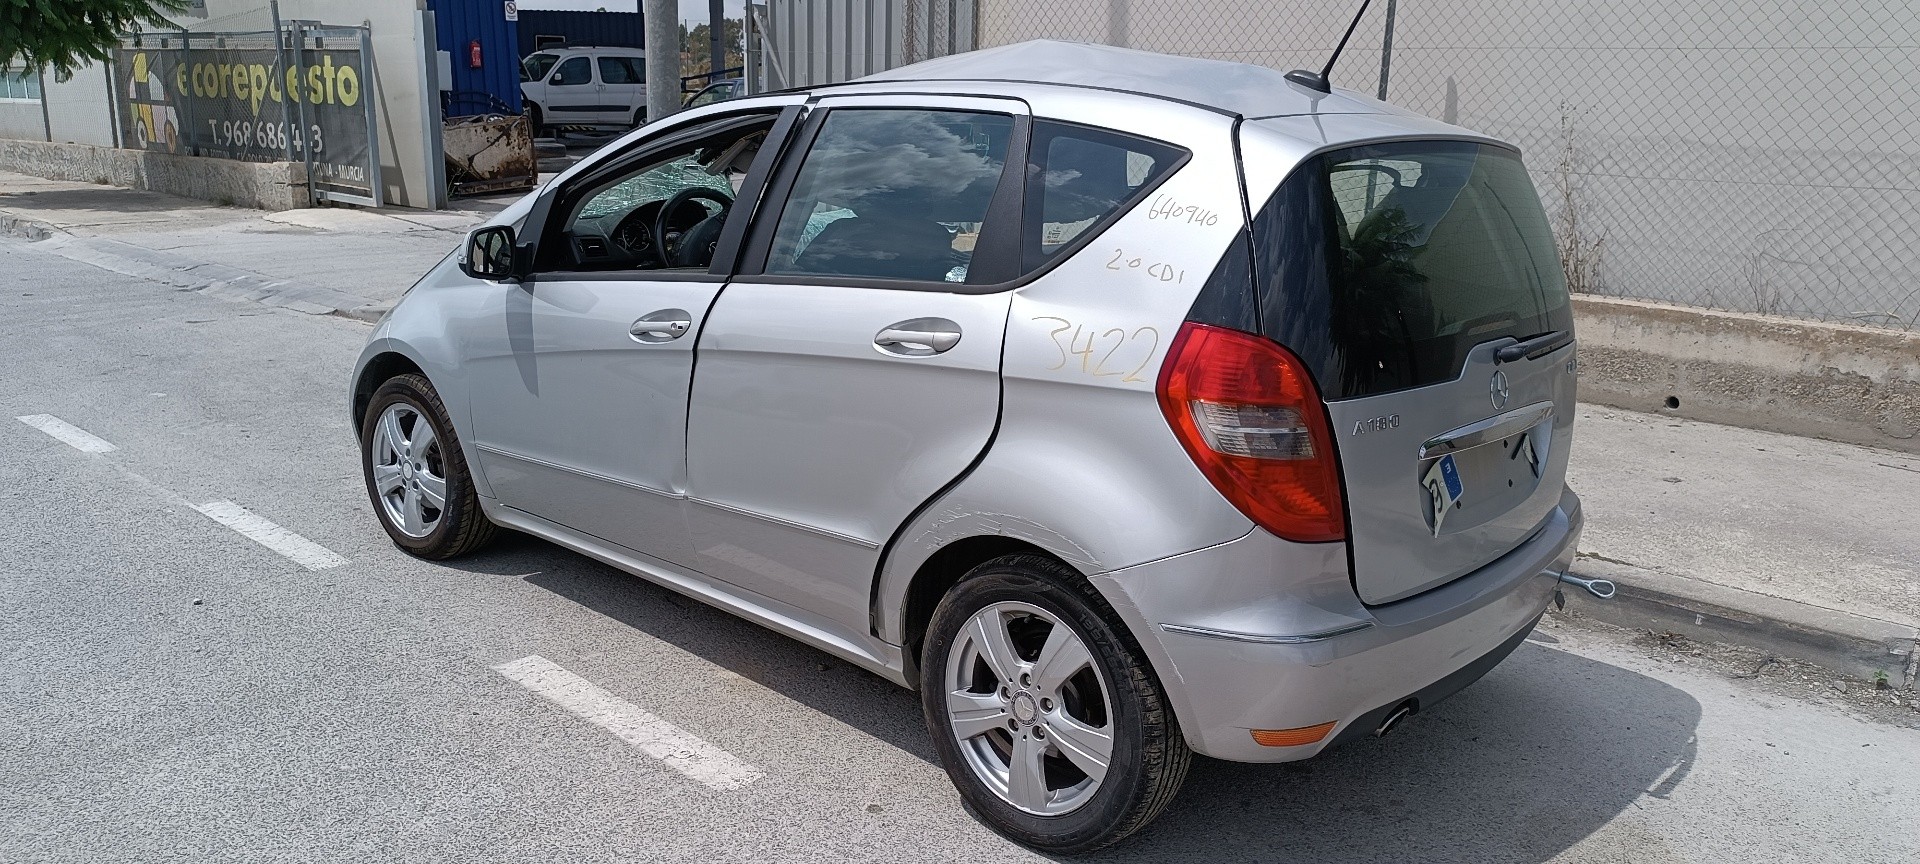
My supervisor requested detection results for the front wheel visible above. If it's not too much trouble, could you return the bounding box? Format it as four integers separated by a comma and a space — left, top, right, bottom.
359, 374, 497, 559
921, 555, 1190, 853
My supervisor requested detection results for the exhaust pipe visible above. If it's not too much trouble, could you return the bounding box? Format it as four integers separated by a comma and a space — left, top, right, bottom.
1374, 700, 1418, 737
1558, 572, 1617, 599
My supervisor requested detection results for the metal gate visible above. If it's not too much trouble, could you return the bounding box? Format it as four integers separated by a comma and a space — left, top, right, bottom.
112, 23, 383, 207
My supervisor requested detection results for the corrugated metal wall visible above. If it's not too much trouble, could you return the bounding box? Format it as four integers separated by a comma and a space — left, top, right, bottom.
515, 10, 648, 57
427, 0, 522, 116
748, 0, 974, 92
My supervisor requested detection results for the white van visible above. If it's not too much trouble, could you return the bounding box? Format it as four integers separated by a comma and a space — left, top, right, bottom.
521, 46, 648, 132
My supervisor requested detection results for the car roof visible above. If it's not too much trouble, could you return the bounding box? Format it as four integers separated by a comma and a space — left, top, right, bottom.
531, 46, 644, 56
858, 40, 1419, 120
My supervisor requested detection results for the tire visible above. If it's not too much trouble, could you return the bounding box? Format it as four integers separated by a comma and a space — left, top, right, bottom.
921, 555, 1190, 853
631, 107, 647, 128
359, 374, 497, 559
527, 103, 546, 136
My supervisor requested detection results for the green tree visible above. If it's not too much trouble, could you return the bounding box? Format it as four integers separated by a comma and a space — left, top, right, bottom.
678, 18, 744, 83
0, 0, 193, 78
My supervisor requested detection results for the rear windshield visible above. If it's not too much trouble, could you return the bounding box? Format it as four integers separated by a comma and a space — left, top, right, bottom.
1250, 141, 1571, 400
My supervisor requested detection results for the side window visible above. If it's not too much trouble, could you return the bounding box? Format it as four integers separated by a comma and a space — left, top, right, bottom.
1022, 121, 1186, 273
541, 114, 776, 273
551, 56, 591, 86
598, 56, 639, 85
764, 108, 1014, 284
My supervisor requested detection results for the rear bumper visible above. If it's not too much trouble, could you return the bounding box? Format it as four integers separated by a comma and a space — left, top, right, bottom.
1092, 487, 1582, 762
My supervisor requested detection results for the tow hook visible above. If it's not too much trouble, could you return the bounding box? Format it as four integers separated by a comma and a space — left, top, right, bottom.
1554, 571, 1617, 611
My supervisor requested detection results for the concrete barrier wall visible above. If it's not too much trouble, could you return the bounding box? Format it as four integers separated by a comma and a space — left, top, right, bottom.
1575, 296, 1920, 454
0, 139, 306, 210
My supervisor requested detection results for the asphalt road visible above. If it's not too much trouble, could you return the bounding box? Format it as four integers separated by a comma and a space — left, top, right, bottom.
3, 236, 1917, 864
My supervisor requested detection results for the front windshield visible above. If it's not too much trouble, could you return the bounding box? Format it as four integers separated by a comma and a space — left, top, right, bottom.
521, 53, 558, 82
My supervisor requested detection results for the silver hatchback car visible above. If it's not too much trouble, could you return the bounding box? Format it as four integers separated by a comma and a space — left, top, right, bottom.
351, 41, 1582, 852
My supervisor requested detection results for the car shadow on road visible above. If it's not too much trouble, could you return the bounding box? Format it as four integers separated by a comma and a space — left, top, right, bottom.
477, 533, 1700, 863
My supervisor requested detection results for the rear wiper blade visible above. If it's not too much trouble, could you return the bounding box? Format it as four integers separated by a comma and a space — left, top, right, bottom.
1495, 329, 1574, 363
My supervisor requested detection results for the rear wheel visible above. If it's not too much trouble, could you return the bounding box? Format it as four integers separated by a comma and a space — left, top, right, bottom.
921, 555, 1190, 853
359, 374, 497, 559
631, 106, 647, 128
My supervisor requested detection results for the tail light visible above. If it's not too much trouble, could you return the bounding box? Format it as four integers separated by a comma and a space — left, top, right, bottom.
1155, 322, 1346, 543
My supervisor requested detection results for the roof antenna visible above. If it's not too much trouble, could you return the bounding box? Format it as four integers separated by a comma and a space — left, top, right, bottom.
1285, 0, 1375, 94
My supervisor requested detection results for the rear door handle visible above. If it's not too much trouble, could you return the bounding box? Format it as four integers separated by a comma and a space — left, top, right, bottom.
874, 317, 962, 356
630, 308, 693, 343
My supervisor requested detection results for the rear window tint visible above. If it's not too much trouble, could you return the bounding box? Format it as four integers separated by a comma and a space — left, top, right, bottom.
1021, 121, 1185, 274
1251, 141, 1571, 399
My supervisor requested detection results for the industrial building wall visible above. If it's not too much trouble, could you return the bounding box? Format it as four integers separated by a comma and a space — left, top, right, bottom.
429, 0, 523, 116
516, 10, 648, 57
44, 65, 116, 146
750, 0, 972, 91
0, 65, 113, 147
0, 66, 42, 141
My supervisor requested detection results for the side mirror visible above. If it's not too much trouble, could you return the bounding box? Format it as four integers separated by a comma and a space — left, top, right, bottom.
460, 225, 519, 280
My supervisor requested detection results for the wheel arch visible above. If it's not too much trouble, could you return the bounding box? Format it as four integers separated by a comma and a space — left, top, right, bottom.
892, 535, 1069, 683
351, 349, 428, 432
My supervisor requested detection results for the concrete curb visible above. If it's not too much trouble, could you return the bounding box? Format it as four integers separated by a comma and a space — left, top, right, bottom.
1556, 555, 1918, 688
1, 209, 387, 323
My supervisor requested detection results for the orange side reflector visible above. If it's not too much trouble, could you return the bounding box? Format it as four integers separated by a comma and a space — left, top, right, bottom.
1250, 721, 1338, 747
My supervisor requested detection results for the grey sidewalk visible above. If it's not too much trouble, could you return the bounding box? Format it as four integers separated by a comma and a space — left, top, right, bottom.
4, 170, 1916, 686
1567, 407, 1919, 685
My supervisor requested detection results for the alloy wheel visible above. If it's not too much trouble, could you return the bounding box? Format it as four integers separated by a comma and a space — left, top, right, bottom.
944, 600, 1115, 816
370, 402, 447, 538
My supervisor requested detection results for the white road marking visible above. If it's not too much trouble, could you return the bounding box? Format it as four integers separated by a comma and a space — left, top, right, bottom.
15, 414, 118, 453
19, 413, 351, 571
190, 500, 349, 571
493, 655, 764, 791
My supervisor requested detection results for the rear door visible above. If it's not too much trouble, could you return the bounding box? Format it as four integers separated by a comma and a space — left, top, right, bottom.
595, 55, 644, 125
1243, 135, 1578, 604
683, 95, 1027, 629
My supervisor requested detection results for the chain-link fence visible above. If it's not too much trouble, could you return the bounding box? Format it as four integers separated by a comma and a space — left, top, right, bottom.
968, 0, 1917, 330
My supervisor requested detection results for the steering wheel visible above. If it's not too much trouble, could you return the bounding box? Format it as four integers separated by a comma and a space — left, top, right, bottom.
653, 187, 733, 267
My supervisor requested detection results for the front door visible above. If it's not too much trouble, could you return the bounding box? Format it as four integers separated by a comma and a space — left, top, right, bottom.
464, 106, 795, 568
684, 96, 1028, 629
542, 55, 597, 127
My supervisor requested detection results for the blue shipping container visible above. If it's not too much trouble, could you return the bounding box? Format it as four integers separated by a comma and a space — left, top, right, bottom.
427, 0, 523, 117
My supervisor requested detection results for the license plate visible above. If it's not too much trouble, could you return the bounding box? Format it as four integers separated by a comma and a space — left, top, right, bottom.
1423, 454, 1464, 536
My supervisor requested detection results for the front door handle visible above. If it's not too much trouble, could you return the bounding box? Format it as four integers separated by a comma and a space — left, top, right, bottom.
630, 308, 693, 343
874, 317, 962, 356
